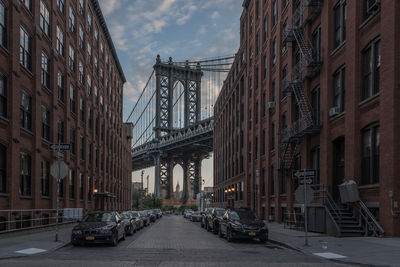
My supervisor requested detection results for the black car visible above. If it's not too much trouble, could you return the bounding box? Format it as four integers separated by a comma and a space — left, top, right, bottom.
139, 210, 150, 226
218, 207, 268, 243
190, 211, 202, 222
206, 208, 225, 234
147, 210, 156, 222
120, 211, 137, 235
130, 211, 144, 230
201, 208, 213, 228
71, 211, 125, 246
155, 209, 162, 218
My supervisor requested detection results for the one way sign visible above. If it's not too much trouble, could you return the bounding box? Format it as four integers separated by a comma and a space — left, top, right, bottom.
293, 169, 316, 178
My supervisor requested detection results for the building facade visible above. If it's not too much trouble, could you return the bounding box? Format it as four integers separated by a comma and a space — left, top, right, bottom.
0, 0, 132, 223
214, 0, 400, 236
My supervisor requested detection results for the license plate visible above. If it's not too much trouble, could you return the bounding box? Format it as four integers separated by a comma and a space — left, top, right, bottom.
249, 232, 256, 236
85, 236, 95, 240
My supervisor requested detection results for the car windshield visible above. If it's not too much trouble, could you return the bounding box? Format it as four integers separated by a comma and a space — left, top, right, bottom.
83, 213, 115, 222
120, 213, 131, 219
216, 210, 225, 216
131, 212, 139, 217
193, 211, 200, 215
230, 210, 258, 220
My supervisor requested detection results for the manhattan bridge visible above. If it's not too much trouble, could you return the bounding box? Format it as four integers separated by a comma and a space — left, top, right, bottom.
126, 55, 234, 200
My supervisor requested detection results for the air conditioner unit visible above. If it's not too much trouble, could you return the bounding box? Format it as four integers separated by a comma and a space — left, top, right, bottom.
367, 0, 380, 13
267, 101, 275, 109
125, 123, 133, 139
329, 106, 340, 117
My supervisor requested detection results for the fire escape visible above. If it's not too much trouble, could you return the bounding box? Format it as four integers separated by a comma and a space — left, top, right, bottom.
279, 0, 323, 172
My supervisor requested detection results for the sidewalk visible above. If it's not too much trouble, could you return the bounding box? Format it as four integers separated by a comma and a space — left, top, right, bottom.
0, 223, 76, 259
268, 223, 400, 267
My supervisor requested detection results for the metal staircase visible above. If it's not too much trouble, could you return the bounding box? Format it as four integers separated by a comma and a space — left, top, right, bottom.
279, 0, 322, 171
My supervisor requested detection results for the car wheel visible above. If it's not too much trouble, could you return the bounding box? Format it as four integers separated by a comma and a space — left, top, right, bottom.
71, 241, 79, 246
130, 225, 135, 235
213, 223, 218, 234
260, 234, 268, 244
201, 220, 204, 228
111, 232, 118, 246
226, 228, 233, 243
206, 222, 211, 232
121, 231, 126, 241
218, 226, 223, 238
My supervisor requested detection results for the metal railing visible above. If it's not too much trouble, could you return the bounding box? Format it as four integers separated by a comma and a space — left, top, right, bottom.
357, 201, 384, 237
0, 208, 82, 234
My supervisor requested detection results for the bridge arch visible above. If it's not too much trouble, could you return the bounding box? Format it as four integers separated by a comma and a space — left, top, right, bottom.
172, 80, 185, 129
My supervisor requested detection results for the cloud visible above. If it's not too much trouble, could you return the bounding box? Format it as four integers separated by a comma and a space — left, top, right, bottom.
99, 0, 121, 15
211, 11, 220, 19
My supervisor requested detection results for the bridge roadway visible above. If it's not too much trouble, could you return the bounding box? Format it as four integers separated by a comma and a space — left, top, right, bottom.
0, 215, 353, 266
132, 118, 213, 171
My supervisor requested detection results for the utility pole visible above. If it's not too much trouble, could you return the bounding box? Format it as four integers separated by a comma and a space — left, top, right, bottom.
141, 170, 144, 191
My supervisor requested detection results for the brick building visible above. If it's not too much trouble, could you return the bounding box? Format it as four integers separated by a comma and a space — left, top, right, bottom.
0, 0, 132, 220
214, 0, 400, 236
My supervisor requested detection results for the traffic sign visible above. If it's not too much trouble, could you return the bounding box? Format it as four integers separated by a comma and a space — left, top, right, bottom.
49, 144, 71, 151
293, 169, 316, 178
299, 178, 313, 185
295, 185, 314, 204
50, 161, 68, 179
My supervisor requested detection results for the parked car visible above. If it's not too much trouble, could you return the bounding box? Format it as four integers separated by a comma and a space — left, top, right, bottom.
71, 211, 125, 246
201, 208, 213, 228
120, 211, 137, 235
139, 210, 150, 226
130, 211, 144, 230
206, 208, 225, 234
155, 209, 163, 218
218, 207, 268, 243
190, 211, 202, 222
147, 210, 156, 222
184, 210, 193, 219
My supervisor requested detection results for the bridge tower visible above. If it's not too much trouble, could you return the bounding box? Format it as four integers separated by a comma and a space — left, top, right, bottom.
152, 55, 204, 199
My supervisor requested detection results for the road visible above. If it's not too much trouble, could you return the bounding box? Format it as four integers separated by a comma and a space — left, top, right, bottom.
0, 215, 354, 266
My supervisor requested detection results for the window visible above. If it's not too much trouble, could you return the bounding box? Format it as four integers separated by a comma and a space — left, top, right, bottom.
20, 91, 31, 131
41, 106, 50, 141
272, 38, 276, 66
333, 66, 345, 113
361, 124, 379, 185
249, 14, 253, 36
262, 91, 266, 117
80, 135, 85, 160
21, 0, 31, 11
282, 20, 288, 54
57, 119, 64, 143
100, 42, 104, 58
57, 71, 64, 102
94, 28, 98, 45
249, 46, 253, 66
88, 107, 92, 130
261, 168, 265, 196
87, 13, 92, 32
334, 1, 346, 48
311, 86, 320, 123
87, 75, 91, 95
88, 143, 92, 164
69, 6, 75, 32
56, 26, 64, 56
270, 164, 275, 195
263, 54, 267, 79
0, 1, 6, 47
57, 0, 64, 13
0, 74, 6, 118
79, 60, 84, 84
94, 57, 98, 75
79, 173, 84, 200
68, 45, 75, 72
262, 128, 266, 155
70, 85, 76, 114
312, 26, 321, 61
41, 51, 50, 89
70, 128, 76, 155
264, 15, 268, 43
88, 176, 92, 200
79, 25, 84, 49
311, 147, 320, 185
362, 38, 380, 100
41, 160, 50, 197
79, 0, 84, 15
19, 152, 31, 196
281, 112, 287, 130
272, 0, 278, 26
256, 32, 260, 56
80, 98, 85, 122
279, 172, 286, 194
363, 0, 380, 21
69, 170, 75, 199
19, 27, 31, 70
87, 43, 92, 64
40, 1, 50, 36
0, 144, 5, 193
270, 122, 275, 150
271, 80, 276, 102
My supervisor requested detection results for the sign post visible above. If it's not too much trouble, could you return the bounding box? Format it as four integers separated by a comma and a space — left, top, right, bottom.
293, 169, 316, 246
50, 143, 70, 242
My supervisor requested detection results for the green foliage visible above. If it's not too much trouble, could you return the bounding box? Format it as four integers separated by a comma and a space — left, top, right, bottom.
131, 191, 162, 210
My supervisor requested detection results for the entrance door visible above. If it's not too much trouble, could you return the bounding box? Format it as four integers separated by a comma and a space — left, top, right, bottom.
332, 137, 345, 201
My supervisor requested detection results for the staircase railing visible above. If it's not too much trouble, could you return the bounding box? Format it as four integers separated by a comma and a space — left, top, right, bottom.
357, 200, 385, 237
323, 189, 342, 233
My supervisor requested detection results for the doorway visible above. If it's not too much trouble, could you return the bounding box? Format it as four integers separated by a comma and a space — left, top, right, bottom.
332, 137, 345, 201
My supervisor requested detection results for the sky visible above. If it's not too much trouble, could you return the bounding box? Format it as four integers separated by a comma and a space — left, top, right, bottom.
98, 0, 243, 193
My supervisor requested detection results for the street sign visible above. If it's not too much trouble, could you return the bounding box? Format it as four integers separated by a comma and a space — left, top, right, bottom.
295, 185, 314, 204
50, 161, 68, 179
299, 178, 313, 185
293, 169, 316, 178
49, 144, 71, 151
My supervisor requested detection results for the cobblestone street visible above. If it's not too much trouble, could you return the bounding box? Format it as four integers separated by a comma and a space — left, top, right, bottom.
0, 215, 355, 266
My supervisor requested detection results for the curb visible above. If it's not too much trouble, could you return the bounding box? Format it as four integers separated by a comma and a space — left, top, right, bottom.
268, 238, 303, 253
